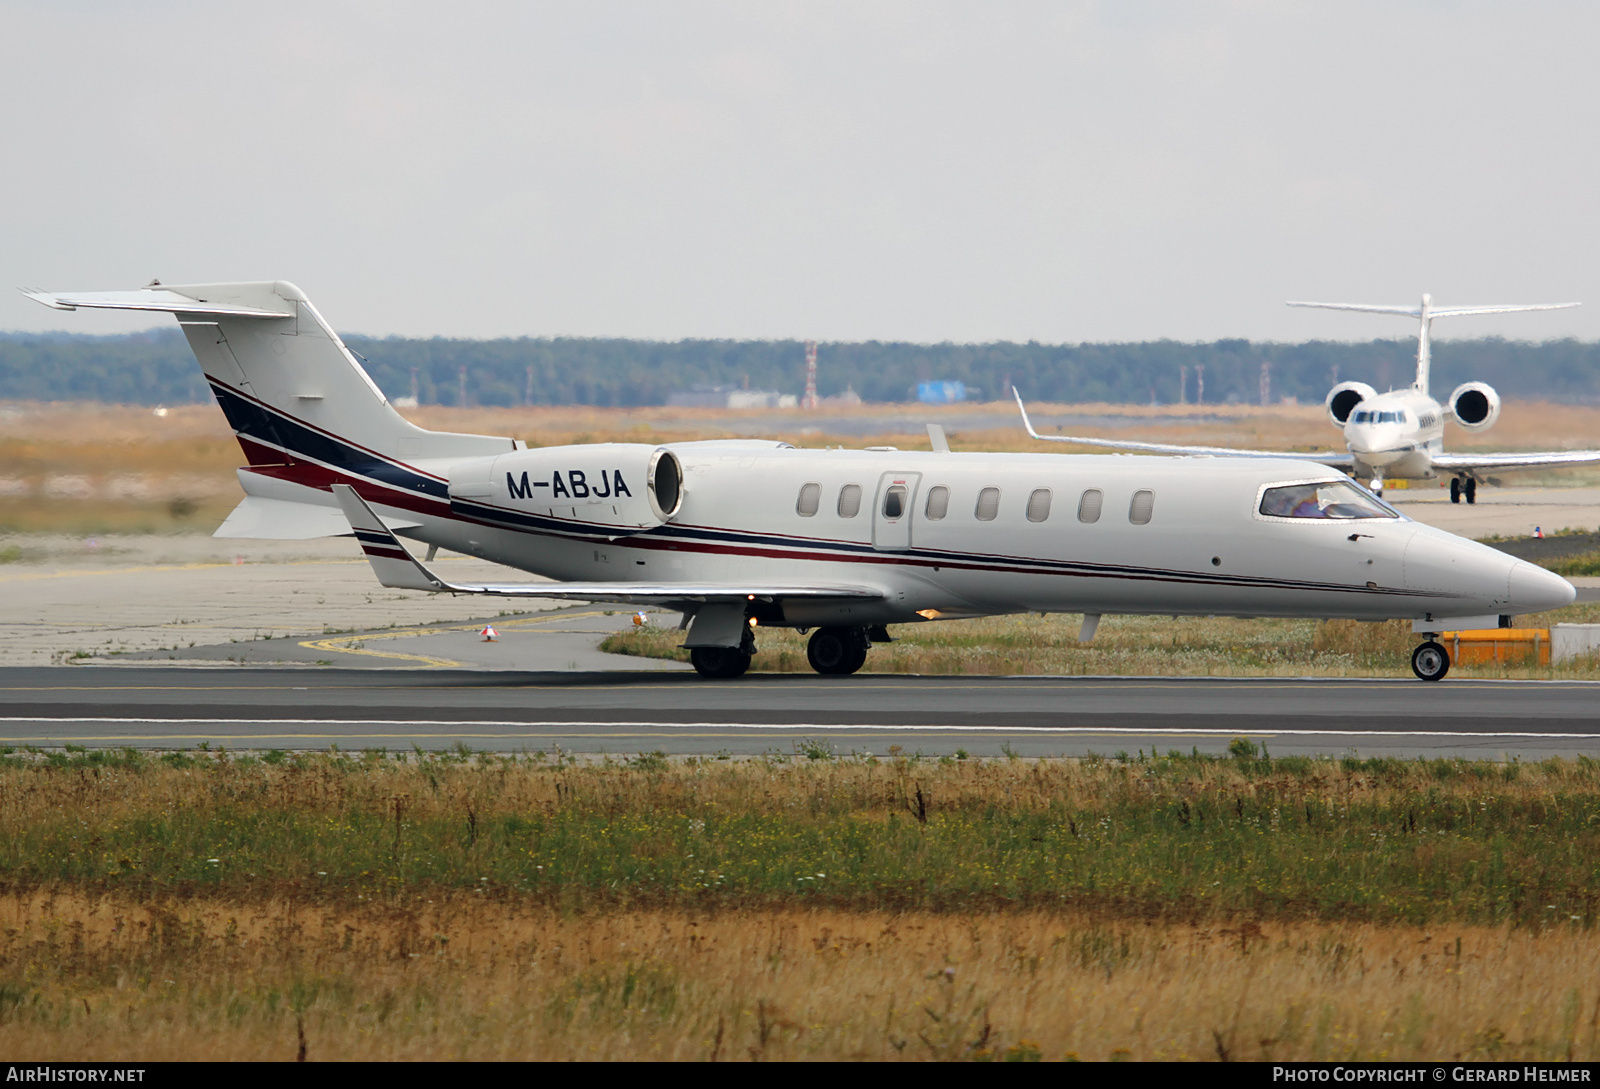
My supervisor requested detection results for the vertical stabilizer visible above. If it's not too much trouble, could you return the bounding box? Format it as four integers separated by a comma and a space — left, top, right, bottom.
21, 281, 513, 467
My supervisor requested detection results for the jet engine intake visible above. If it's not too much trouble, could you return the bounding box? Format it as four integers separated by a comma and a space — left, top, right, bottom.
448, 443, 684, 531
1447, 382, 1501, 432
1326, 382, 1379, 425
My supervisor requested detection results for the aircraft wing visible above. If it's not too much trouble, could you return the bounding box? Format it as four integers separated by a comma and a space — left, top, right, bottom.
1012, 390, 1354, 467
1430, 450, 1600, 472
331, 485, 884, 609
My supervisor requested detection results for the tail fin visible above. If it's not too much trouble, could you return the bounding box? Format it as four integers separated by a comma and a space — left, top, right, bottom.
22, 281, 513, 466
1287, 295, 1579, 395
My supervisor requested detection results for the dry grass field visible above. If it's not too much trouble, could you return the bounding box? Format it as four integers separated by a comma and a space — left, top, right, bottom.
7, 894, 1599, 1062
6, 397, 1600, 533
2, 749, 1599, 1061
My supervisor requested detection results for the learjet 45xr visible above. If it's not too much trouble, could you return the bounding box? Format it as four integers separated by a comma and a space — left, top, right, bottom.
23, 280, 1575, 681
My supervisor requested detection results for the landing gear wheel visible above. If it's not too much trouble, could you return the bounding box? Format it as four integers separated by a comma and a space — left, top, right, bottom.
1411, 640, 1450, 682
1464, 477, 1477, 505
807, 626, 869, 675
1450, 478, 1461, 504
690, 646, 751, 679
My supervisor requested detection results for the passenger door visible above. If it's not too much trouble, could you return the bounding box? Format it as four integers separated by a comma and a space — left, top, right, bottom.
872, 472, 921, 551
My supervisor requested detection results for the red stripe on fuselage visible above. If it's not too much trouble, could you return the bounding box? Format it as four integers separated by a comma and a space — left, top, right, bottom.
215, 392, 1428, 600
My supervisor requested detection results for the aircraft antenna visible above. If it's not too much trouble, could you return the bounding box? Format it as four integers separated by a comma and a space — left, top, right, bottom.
1287, 296, 1579, 395
803, 340, 818, 410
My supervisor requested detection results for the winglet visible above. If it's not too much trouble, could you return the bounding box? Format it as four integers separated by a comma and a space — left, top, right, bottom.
331, 484, 448, 592
1012, 386, 1050, 441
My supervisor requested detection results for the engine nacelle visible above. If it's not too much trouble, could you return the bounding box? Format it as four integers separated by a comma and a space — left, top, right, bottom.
1325, 381, 1378, 426
1447, 381, 1501, 432
446, 443, 684, 532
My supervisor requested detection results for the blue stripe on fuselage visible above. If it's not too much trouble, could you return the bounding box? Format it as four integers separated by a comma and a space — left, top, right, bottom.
211, 384, 448, 499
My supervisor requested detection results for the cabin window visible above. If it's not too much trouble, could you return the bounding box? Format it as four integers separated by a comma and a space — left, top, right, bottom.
838, 484, 862, 518
1026, 489, 1052, 522
1259, 480, 1398, 520
975, 487, 1000, 521
1078, 489, 1103, 524
882, 485, 908, 519
796, 482, 820, 516
924, 486, 950, 520
1129, 490, 1155, 525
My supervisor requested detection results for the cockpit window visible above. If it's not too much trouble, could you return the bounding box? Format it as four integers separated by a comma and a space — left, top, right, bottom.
1259, 481, 1399, 520
1352, 410, 1406, 424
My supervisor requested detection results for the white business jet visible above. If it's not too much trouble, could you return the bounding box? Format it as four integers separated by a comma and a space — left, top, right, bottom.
23, 281, 1574, 681
1015, 295, 1597, 503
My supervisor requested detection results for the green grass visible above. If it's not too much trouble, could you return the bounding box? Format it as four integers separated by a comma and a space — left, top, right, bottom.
603, 612, 1600, 677
4, 747, 1599, 927
1548, 551, 1600, 577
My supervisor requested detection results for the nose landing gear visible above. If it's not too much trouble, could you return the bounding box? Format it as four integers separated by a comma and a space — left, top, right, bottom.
1411, 639, 1450, 682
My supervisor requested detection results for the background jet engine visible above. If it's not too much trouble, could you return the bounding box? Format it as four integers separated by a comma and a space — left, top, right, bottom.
1447, 382, 1501, 432
1325, 381, 1379, 426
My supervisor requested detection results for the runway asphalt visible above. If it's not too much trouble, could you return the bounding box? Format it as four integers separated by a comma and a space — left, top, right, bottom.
4, 666, 1599, 759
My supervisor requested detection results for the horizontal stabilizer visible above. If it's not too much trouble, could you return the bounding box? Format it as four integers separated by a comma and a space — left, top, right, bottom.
20, 286, 294, 318
330, 485, 883, 608
1012, 389, 1352, 467
1287, 300, 1580, 318
214, 495, 419, 540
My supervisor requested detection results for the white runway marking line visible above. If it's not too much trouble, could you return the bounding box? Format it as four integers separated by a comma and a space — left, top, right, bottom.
1, 718, 1599, 739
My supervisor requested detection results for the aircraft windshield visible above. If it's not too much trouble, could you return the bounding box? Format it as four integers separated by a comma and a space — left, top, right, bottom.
1259, 481, 1399, 521
1352, 410, 1406, 424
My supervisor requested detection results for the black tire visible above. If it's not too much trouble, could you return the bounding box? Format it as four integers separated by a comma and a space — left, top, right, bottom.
1450, 478, 1461, 504
807, 626, 868, 675
1411, 641, 1450, 682
690, 646, 751, 679
1465, 478, 1477, 505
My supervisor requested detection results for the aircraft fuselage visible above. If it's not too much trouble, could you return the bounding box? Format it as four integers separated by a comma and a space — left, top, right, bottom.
305, 444, 1566, 628
1339, 388, 1446, 481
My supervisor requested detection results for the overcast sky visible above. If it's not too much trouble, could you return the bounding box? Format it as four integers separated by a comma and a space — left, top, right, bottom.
2, 1, 1597, 345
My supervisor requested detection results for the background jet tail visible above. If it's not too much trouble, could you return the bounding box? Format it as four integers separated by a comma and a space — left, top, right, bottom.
1287, 296, 1579, 394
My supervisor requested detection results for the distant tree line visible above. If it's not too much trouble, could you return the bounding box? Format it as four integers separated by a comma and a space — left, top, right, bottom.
3, 326, 1600, 407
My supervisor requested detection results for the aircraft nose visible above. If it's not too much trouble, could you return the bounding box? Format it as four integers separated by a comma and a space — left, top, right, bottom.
1506, 560, 1575, 614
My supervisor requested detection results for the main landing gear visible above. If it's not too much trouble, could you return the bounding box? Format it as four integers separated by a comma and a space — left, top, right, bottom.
1449, 475, 1477, 505
806, 626, 872, 675
686, 624, 891, 679
1411, 639, 1450, 682
689, 628, 756, 679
